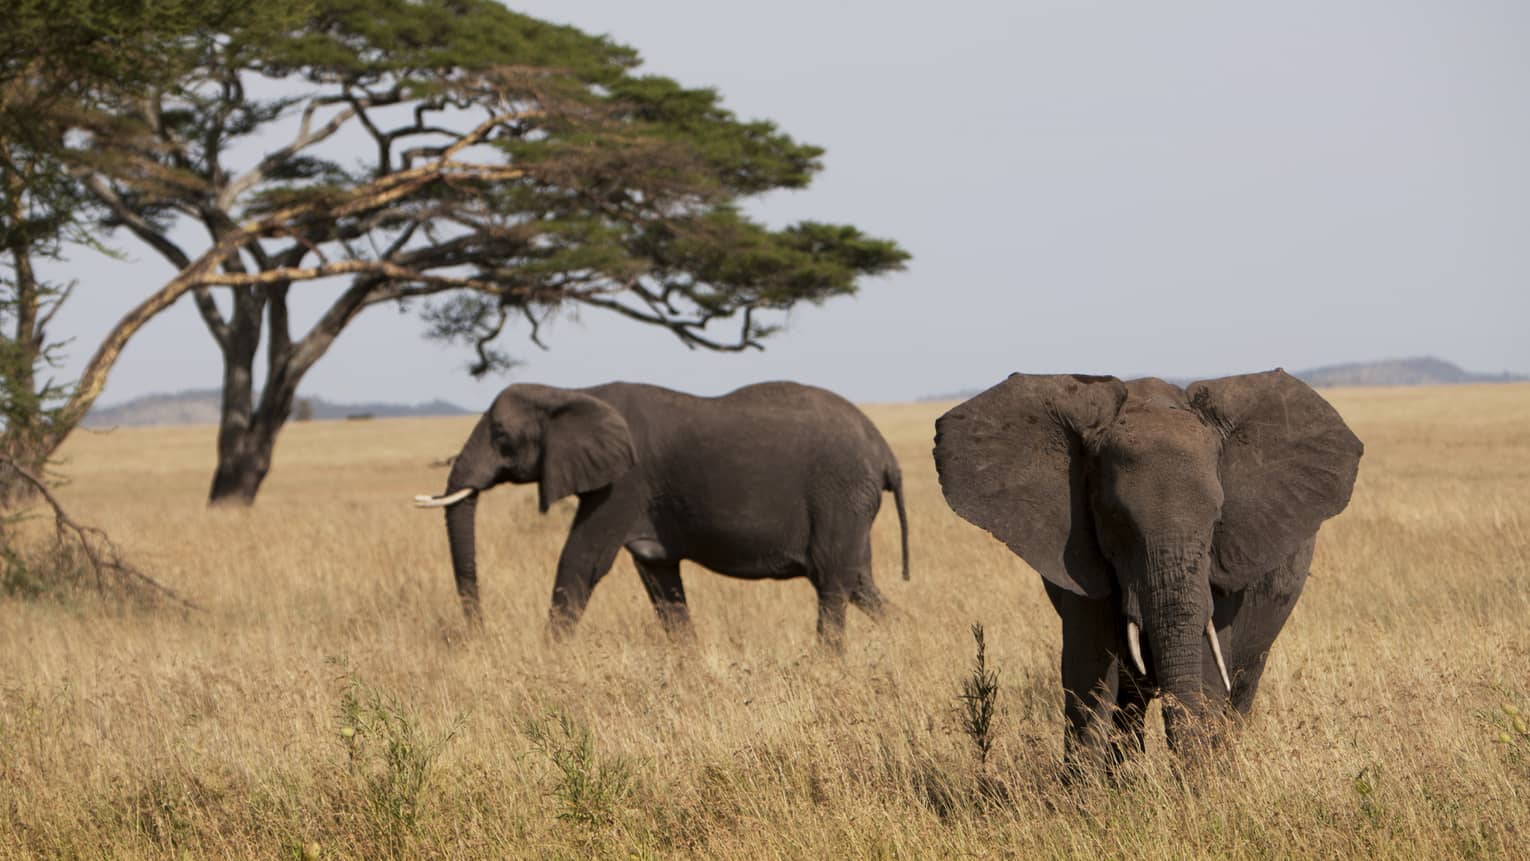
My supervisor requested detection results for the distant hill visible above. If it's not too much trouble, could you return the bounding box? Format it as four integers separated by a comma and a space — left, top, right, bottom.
1292, 357, 1525, 388
921, 356, 1525, 401
84, 388, 471, 427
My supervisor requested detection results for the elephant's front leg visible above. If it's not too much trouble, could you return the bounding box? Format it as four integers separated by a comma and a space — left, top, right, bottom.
1113, 674, 1150, 762
1044, 581, 1127, 773
548, 488, 627, 640
1223, 539, 1313, 715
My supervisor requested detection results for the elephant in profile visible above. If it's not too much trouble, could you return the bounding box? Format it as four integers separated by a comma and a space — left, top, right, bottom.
934, 370, 1361, 762
415, 381, 909, 647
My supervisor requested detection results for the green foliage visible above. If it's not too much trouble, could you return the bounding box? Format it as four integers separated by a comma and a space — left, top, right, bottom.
0, 163, 86, 485
641, 209, 909, 304
336, 674, 461, 853
261, 0, 636, 84
0, 536, 87, 602
1350, 762, 1393, 827
1485, 697, 1530, 770
0, 0, 206, 94
0, 295, 73, 436
1, 0, 213, 497
5, 0, 908, 503
522, 708, 635, 828
64, 0, 908, 371
603, 74, 825, 193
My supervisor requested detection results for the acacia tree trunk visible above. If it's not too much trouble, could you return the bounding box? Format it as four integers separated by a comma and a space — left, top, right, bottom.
205, 349, 303, 505
202, 281, 359, 506
206, 341, 269, 505
207, 415, 283, 504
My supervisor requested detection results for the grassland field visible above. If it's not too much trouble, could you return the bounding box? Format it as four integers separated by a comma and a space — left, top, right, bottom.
1, 383, 1528, 859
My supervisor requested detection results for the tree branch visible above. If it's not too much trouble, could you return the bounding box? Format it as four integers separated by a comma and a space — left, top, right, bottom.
577, 295, 765, 352
54, 108, 544, 439
217, 100, 359, 210
190, 286, 231, 348
0, 455, 198, 609
78, 174, 193, 268
57, 239, 229, 433
197, 259, 498, 291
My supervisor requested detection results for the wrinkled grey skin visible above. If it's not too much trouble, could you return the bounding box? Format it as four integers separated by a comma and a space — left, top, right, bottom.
934, 370, 1361, 763
429, 381, 909, 648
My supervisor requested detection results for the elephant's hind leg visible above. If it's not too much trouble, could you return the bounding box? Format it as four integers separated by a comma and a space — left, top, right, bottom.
849, 579, 887, 621
847, 535, 889, 622
633, 556, 693, 639
812, 582, 849, 653
810, 530, 877, 652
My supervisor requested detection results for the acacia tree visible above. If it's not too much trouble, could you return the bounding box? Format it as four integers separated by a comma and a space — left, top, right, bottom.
1, 0, 205, 503
67, 0, 908, 505
0, 121, 80, 504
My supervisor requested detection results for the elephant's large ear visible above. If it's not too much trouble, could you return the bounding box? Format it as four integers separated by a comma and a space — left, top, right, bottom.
934, 373, 1127, 599
1188, 369, 1363, 589
536, 392, 637, 512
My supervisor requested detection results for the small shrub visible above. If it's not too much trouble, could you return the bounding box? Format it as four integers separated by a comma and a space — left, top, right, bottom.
336, 676, 461, 853
1352, 764, 1383, 822
958, 623, 1001, 767
0, 538, 87, 602
522, 708, 633, 827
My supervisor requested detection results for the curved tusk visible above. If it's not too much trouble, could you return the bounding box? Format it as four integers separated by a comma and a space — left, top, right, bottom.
1126, 621, 1147, 676
413, 487, 475, 508
1207, 619, 1232, 694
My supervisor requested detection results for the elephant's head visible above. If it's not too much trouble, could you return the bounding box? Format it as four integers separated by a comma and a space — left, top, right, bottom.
933, 370, 1361, 749
413, 385, 636, 622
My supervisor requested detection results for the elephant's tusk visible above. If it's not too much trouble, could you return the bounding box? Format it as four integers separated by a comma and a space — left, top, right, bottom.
1207, 619, 1232, 694
1126, 621, 1148, 676
413, 488, 475, 508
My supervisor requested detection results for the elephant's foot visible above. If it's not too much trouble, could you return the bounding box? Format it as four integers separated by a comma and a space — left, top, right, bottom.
850, 585, 888, 622
655, 604, 696, 643
814, 587, 848, 654
545, 608, 582, 643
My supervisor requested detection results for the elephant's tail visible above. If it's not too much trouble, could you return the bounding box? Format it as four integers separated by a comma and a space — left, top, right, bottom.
886, 464, 910, 580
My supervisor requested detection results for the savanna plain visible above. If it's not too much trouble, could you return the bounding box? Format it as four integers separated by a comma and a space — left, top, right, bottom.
2, 384, 1527, 859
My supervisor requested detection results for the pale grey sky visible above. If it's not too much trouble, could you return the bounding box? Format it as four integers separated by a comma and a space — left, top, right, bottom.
51, 0, 1530, 408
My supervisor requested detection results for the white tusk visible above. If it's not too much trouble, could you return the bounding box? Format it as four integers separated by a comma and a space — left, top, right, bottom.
1207, 619, 1232, 694
1126, 621, 1147, 676
412, 488, 475, 508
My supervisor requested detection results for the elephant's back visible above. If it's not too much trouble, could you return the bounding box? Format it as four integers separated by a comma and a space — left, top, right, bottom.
586, 381, 892, 570
719, 380, 857, 414
580, 381, 895, 505
609, 379, 879, 470
676, 383, 890, 506
584, 381, 890, 458
719, 382, 890, 447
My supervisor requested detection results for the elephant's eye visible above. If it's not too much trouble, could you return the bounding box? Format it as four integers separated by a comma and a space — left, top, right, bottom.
490, 428, 514, 454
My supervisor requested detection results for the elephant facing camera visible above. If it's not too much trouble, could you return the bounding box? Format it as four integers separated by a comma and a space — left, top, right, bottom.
934, 369, 1362, 765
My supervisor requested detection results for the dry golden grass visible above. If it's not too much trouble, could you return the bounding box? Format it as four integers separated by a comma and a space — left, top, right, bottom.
2, 384, 1528, 859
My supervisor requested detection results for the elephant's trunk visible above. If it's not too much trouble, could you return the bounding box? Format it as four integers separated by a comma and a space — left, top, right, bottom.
1138, 537, 1219, 754
444, 491, 481, 624
434, 418, 500, 625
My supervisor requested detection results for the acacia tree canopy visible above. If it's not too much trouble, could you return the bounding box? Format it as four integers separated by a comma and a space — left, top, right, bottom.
59, 0, 910, 504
